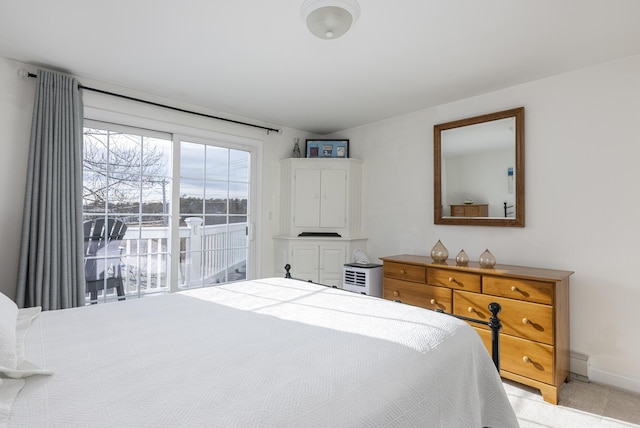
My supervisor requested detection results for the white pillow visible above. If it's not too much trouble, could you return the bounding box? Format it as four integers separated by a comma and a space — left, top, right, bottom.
0, 294, 50, 428
0, 292, 52, 378
0, 291, 19, 371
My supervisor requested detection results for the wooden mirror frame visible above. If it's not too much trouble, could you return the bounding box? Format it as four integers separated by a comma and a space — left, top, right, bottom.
434, 107, 525, 227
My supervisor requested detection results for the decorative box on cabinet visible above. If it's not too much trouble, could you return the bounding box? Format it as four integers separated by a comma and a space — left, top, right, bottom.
279, 158, 363, 238
274, 237, 367, 287
380, 254, 573, 405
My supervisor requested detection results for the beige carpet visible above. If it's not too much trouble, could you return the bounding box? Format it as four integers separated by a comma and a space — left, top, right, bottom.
504, 378, 640, 427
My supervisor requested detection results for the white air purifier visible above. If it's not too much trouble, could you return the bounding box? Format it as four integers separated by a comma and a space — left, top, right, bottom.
342, 263, 383, 297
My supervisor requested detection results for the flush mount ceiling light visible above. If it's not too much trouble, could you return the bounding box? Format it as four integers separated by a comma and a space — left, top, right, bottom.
301, 0, 361, 40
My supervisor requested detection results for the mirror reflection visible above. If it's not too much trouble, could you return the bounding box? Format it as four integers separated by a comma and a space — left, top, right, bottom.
434, 107, 524, 227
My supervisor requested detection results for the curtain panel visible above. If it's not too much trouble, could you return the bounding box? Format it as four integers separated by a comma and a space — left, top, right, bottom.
16, 69, 85, 310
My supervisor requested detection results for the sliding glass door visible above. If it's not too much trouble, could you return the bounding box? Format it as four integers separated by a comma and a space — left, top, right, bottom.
82, 122, 254, 303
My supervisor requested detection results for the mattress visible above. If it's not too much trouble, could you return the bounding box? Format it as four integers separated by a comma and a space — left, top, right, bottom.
5, 277, 518, 427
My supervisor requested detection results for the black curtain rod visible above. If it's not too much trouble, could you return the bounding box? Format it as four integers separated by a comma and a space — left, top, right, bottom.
25, 71, 280, 134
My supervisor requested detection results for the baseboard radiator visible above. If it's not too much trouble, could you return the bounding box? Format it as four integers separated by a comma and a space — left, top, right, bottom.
570, 352, 589, 382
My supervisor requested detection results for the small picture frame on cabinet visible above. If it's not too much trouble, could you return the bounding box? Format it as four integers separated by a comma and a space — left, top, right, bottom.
305, 139, 349, 158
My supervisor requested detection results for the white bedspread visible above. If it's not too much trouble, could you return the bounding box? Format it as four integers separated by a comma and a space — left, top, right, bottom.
7, 278, 518, 427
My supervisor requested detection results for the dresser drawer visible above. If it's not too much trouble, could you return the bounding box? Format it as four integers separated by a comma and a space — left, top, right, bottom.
383, 278, 452, 312
454, 291, 553, 345
451, 206, 466, 215
384, 262, 425, 283
483, 276, 554, 305
427, 268, 481, 293
465, 206, 481, 216
475, 327, 554, 385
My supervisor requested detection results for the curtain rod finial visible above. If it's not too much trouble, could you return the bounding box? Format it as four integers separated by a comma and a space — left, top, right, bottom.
18, 68, 36, 79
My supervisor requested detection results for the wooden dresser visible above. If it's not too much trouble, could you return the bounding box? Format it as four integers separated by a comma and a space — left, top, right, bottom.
380, 254, 573, 404
450, 204, 488, 217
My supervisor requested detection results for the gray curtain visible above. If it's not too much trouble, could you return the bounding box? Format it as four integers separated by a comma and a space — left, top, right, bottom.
16, 69, 85, 310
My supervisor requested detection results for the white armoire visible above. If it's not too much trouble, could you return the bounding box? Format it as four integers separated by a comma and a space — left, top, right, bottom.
274, 158, 367, 287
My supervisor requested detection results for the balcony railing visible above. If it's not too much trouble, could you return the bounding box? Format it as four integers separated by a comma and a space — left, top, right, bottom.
87, 218, 247, 302
179, 218, 248, 287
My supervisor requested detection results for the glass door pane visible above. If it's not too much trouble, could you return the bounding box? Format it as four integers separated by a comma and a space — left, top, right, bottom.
178, 141, 250, 288
83, 124, 172, 303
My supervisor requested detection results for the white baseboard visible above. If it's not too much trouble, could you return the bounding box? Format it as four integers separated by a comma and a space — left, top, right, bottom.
588, 365, 640, 395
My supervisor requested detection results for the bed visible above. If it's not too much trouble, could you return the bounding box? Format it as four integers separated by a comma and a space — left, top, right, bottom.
1, 276, 518, 427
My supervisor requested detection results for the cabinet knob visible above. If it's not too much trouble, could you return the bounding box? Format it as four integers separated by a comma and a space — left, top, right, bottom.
511, 286, 518, 292
430, 299, 436, 305
523, 356, 531, 364
522, 317, 530, 324
467, 306, 475, 313
393, 291, 399, 297
448, 277, 454, 282
399, 269, 405, 274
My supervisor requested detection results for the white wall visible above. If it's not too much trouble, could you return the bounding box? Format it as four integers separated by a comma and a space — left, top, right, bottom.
333, 54, 640, 392
0, 56, 312, 301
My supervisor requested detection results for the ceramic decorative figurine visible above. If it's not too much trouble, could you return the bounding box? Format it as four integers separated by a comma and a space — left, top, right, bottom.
292, 138, 301, 158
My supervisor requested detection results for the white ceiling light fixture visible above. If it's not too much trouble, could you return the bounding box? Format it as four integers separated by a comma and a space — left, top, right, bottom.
301, 0, 361, 40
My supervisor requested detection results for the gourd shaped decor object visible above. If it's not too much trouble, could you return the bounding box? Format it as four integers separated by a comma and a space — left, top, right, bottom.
479, 249, 497, 268
430, 240, 449, 262
456, 249, 469, 266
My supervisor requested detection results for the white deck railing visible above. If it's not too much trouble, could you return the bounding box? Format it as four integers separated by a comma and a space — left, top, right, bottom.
114, 219, 247, 297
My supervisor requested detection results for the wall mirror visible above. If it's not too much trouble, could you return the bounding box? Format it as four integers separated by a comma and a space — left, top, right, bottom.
434, 107, 524, 227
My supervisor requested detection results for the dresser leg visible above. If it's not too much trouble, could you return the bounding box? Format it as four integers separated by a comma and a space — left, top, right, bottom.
540, 384, 559, 405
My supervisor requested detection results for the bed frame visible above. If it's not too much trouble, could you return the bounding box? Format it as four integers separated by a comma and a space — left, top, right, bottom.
284, 263, 502, 371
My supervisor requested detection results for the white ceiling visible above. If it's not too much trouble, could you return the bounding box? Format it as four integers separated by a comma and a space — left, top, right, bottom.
1, 1, 640, 135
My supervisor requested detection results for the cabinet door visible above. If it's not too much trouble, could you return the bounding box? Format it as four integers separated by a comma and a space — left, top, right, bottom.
293, 169, 347, 229
293, 169, 321, 228
319, 169, 347, 228
318, 245, 346, 287
291, 244, 319, 282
